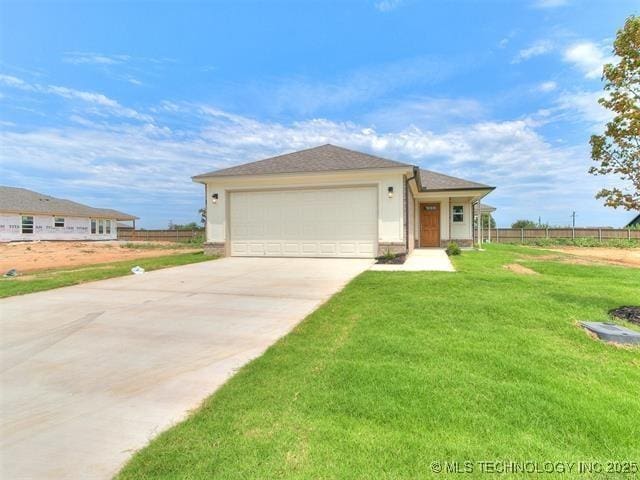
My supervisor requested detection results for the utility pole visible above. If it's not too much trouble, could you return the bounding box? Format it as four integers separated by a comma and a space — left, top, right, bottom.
571, 211, 576, 228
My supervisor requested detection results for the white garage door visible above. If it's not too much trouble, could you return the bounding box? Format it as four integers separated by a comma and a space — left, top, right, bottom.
229, 187, 378, 258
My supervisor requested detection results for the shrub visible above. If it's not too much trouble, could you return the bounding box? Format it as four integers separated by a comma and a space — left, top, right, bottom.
381, 249, 396, 261
446, 242, 461, 256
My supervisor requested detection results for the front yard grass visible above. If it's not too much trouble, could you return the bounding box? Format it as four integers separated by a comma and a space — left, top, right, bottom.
118, 244, 640, 479
0, 252, 213, 298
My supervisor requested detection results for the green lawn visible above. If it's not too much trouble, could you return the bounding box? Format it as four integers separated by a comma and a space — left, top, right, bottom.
0, 251, 213, 298
118, 244, 640, 479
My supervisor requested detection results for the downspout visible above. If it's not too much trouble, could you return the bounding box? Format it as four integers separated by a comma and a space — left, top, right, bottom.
404, 168, 417, 253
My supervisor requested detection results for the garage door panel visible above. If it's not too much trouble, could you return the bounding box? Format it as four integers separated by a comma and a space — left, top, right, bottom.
265, 243, 282, 254
230, 187, 377, 258
339, 243, 356, 254
358, 242, 375, 254
302, 243, 318, 254
231, 242, 248, 255
283, 243, 300, 254
248, 243, 266, 254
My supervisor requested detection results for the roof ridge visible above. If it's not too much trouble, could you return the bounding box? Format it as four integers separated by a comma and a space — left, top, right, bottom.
193, 144, 413, 179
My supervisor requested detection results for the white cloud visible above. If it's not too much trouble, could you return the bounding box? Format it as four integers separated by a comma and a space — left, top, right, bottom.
536, 81, 558, 92
251, 56, 455, 115
61, 52, 168, 86
0, 74, 151, 122
374, 0, 403, 12
513, 40, 554, 63
554, 90, 612, 127
364, 97, 486, 130
532, 0, 569, 8
563, 41, 613, 79
63, 52, 131, 65
0, 74, 36, 91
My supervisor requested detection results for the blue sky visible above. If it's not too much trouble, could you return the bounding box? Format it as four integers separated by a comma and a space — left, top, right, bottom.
1, 0, 637, 228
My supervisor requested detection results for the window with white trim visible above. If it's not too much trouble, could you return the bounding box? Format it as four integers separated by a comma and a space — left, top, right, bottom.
105, 220, 111, 234
91, 219, 97, 234
21, 216, 34, 234
452, 205, 464, 223
54, 217, 65, 228
98, 219, 104, 234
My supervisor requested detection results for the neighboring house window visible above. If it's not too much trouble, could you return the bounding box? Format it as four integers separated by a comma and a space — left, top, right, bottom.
105, 220, 111, 234
98, 219, 104, 234
21, 216, 34, 234
91, 219, 97, 234
54, 217, 65, 228
452, 205, 464, 223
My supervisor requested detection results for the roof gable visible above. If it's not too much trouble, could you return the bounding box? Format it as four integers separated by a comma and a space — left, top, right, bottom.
193, 144, 413, 179
0, 186, 137, 220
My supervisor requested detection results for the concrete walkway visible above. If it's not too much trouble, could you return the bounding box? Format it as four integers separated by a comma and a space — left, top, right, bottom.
0, 257, 371, 480
370, 248, 456, 272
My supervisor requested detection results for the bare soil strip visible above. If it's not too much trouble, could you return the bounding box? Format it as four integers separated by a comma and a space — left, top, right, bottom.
545, 247, 640, 268
0, 241, 199, 273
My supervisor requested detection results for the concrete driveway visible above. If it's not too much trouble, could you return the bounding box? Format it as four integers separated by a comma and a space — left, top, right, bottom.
0, 257, 371, 479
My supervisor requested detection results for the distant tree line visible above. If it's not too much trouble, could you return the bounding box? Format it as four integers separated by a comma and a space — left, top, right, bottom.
165, 208, 207, 230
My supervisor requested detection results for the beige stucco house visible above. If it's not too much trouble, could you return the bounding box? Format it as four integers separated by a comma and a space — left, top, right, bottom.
193, 144, 494, 258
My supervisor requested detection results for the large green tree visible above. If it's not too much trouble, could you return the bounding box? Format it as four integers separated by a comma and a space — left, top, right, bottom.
589, 16, 640, 211
511, 219, 538, 229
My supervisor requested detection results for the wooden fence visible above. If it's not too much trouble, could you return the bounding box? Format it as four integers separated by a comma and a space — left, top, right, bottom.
117, 229, 204, 242
476, 227, 640, 243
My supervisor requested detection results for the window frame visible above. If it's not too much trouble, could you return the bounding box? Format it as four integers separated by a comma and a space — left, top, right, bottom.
54, 217, 65, 228
98, 219, 104, 234
91, 219, 97, 234
21, 215, 34, 234
452, 205, 464, 223
105, 220, 111, 234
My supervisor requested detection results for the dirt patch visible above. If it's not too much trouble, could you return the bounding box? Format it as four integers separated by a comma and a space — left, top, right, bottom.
546, 247, 640, 268
504, 263, 539, 275
610, 306, 640, 326
0, 241, 199, 274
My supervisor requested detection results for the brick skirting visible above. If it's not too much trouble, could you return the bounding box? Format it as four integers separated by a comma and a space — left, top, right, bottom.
377, 242, 406, 256
204, 242, 226, 256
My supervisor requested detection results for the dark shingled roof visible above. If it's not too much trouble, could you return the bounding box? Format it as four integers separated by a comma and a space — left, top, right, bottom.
625, 213, 640, 228
419, 169, 492, 191
0, 186, 138, 220
193, 144, 413, 179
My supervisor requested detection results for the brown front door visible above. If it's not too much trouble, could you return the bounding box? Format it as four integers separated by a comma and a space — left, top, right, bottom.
420, 203, 440, 247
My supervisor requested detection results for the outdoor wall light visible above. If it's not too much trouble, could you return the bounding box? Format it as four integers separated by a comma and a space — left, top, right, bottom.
388, 186, 394, 198
211, 193, 219, 204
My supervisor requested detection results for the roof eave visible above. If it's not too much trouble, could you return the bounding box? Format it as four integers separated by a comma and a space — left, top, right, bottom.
418, 186, 495, 193
192, 165, 415, 182
0, 208, 138, 221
